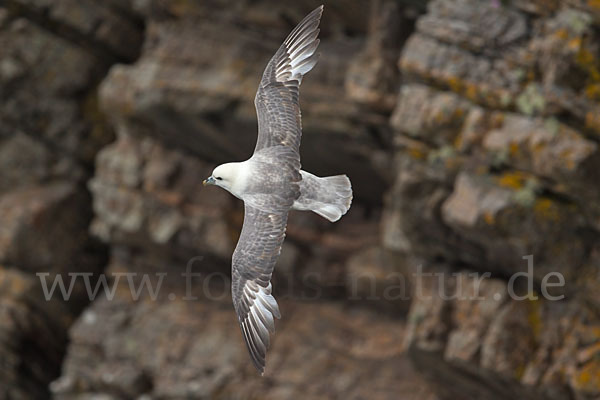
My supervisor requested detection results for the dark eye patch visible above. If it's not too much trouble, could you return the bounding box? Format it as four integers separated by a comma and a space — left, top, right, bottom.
216, 177, 223, 181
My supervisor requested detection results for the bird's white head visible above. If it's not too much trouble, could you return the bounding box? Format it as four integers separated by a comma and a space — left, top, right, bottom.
203, 162, 243, 194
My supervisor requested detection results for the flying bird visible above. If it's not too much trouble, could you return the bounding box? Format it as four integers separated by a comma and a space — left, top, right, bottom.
203, 5, 352, 374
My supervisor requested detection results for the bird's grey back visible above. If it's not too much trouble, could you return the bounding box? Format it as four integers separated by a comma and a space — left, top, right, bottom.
242, 146, 301, 213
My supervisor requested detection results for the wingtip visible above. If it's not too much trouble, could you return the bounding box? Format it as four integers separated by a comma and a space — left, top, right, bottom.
317, 4, 324, 17
312, 4, 324, 19
254, 358, 266, 376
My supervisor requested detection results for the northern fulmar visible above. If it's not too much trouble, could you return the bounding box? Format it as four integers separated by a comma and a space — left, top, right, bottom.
203, 5, 352, 374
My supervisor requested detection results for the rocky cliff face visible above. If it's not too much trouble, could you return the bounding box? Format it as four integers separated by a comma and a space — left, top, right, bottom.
0, 1, 140, 397
0, 1, 599, 399
392, 2, 600, 399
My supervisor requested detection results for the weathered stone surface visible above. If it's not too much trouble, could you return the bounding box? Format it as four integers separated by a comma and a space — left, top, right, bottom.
386, 2, 600, 399
391, 84, 472, 146
405, 270, 600, 400
88, 129, 235, 262
512, 0, 561, 15
6, 0, 142, 61
344, 246, 413, 314
0, 268, 74, 400
441, 172, 588, 282
0, 14, 117, 170
483, 114, 599, 183
383, 143, 473, 263
0, 132, 83, 196
445, 275, 509, 363
399, 33, 526, 109
345, 0, 406, 112
129, 0, 370, 38
52, 274, 438, 400
388, 0, 600, 278
0, 1, 143, 397
0, 183, 92, 274
417, 0, 528, 54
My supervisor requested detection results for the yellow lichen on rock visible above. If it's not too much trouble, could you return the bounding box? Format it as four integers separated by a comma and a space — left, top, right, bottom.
560, 149, 577, 170
588, 0, 600, 10
576, 43, 600, 91
447, 76, 464, 94
533, 198, 560, 221
569, 37, 583, 51
584, 83, 600, 100
585, 110, 600, 135
573, 360, 600, 394
408, 147, 426, 160
554, 28, 569, 40
465, 83, 479, 102
527, 298, 542, 343
497, 171, 528, 190
483, 211, 495, 225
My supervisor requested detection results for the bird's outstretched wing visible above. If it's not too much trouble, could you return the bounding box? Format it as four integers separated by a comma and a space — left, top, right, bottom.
234, 4, 322, 375
231, 204, 289, 374
253, 5, 323, 154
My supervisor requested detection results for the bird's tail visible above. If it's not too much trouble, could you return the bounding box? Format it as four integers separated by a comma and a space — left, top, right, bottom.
294, 172, 353, 222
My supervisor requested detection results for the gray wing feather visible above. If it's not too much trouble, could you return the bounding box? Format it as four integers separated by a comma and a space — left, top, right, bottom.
254, 5, 323, 154
235, 4, 323, 375
231, 204, 288, 374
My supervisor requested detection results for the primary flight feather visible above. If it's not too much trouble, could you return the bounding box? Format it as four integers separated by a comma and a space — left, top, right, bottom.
203, 5, 352, 374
